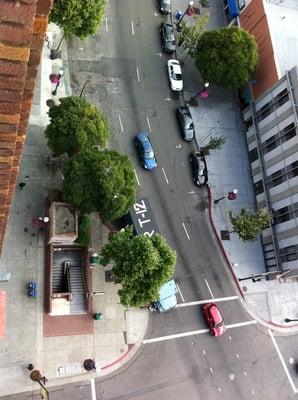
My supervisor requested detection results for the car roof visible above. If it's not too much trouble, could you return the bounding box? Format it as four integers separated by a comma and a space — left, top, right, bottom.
138, 133, 152, 148
209, 304, 222, 324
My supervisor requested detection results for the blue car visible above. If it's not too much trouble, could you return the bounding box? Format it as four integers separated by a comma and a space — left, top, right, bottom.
135, 132, 157, 170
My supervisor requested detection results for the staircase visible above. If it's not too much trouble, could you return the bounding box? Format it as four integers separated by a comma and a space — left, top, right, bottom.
68, 265, 87, 314
52, 264, 66, 293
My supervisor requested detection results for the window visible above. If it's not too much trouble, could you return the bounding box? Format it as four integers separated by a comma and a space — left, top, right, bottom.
280, 245, 298, 263
282, 123, 296, 143
254, 180, 264, 195
245, 118, 253, 130
249, 148, 258, 162
275, 89, 289, 107
274, 203, 298, 224
271, 170, 283, 187
263, 135, 279, 153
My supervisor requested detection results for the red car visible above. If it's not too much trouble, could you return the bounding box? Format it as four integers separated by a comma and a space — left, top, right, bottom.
202, 303, 225, 337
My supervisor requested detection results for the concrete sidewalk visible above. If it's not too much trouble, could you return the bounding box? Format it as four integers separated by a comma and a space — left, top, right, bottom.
185, 60, 298, 333
0, 23, 148, 397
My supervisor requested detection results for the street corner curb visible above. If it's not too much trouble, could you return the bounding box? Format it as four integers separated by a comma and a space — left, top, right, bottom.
100, 343, 140, 376
206, 185, 244, 297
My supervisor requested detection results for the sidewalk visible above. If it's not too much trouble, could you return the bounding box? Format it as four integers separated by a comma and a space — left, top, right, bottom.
172, 0, 298, 334
0, 23, 148, 397
185, 56, 298, 334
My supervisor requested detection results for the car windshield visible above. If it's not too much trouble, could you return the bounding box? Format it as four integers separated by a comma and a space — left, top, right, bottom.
173, 73, 182, 80
166, 34, 175, 42
145, 149, 154, 159
185, 121, 194, 129
198, 166, 205, 176
214, 321, 223, 328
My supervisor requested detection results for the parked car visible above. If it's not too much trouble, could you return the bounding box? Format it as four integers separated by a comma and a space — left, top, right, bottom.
190, 150, 208, 186
135, 132, 157, 170
160, 22, 176, 54
202, 303, 225, 337
167, 59, 183, 91
159, 0, 171, 13
176, 106, 194, 141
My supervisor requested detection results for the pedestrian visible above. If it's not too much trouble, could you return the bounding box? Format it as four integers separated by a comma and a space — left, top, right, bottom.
19, 182, 26, 189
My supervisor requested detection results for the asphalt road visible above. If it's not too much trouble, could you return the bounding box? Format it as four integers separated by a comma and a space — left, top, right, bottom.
5, 1, 295, 400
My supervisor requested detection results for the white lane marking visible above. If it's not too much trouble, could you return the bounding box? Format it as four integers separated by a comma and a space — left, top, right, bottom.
229, 335, 232, 341
90, 378, 96, 400
226, 320, 257, 329
236, 353, 240, 358
134, 169, 140, 186
176, 295, 238, 308
146, 117, 152, 132
251, 390, 255, 395
118, 115, 124, 132
131, 20, 135, 35
105, 17, 108, 31
218, 388, 222, 392
268, 328, 298, 394
188, 190, 195, 194
164, 97, 172, 101
176, 283, 185, 302
176, 144, 182, 149
243, 371, 247, 376
162, 167, 169, 184
143, 328, 210, 344
143, 320, 257, 344
203, 350, 206, 355
136, 67, 140, 82
156, 52, 162, 57
182, 222, 190, 240
210, 367, 214, 374
204, 279, 214, 299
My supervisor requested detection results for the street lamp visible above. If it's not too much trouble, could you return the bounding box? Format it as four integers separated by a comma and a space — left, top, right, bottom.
176, 1, 194, 32
214, 189, 238, 204
285, 318, 298, 323
79, 80, 91, 98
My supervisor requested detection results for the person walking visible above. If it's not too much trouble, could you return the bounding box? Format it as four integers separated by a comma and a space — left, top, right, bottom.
19, 182, 26, 189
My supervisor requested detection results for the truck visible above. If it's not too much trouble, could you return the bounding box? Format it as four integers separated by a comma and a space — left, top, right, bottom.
126, 198, 178, 312
151, 279, 179, 312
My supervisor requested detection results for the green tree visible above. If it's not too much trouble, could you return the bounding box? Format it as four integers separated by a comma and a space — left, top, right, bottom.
179, 14, 209, 58
76, 215, 91, 246
50, 0, 106, 40
229, 208, 272, 242
196, 27, 259, 89
99, 227, 177, 307
45, 96, 109, 156
205, 136, 226, 151
62, 149, 136, 222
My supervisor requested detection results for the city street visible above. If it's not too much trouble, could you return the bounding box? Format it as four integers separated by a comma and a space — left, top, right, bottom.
1, 1, 297, 400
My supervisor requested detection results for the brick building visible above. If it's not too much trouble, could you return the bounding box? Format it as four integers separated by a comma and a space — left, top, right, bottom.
0, 0, 53, 254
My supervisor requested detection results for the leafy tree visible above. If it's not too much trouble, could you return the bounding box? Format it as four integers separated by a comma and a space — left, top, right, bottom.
179, 14, 209, 58
99, 227, 177, 307
45, 96, 109, 156
205, 136, 226, 151
76, 215, 91, 246
199, 0, 209, 7
62, 149, 136, 222
50, 0, 106, 40
229, 208, 272, 241
196, 27, 259, 89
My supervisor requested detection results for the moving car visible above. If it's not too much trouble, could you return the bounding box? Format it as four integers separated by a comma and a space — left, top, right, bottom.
190, 150, 208, 186
135, 132, 157, 170
159, 0, 171, 13
176, 106, 195, 141
202, 303, 225, 337
160, 22, 176, 54
167, 59, 183, 91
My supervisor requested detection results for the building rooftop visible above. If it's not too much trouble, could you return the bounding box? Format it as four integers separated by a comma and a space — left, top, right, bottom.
265, 0, 298, 78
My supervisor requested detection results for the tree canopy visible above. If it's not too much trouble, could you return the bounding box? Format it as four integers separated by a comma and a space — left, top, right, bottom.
229, 208, 272, 241
196, 27, 259, 89
45, 96, 109, 157
62, 149, 136, 222
179, 14, 209, 59
50, 0, 106, 40
100, 227, 177, 307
